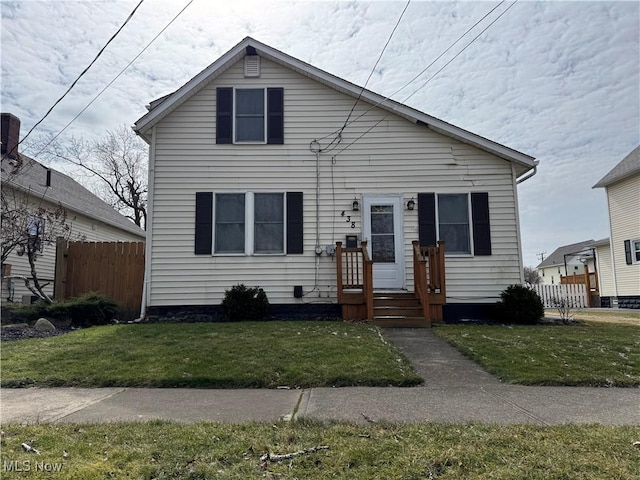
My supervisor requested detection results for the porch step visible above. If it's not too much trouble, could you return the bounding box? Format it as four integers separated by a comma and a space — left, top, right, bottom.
372, 292, 429, 328
374, 306, 424, 317
370, 316, 431, 328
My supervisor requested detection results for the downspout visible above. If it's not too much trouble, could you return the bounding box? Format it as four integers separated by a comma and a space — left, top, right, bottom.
605, 190, 619, 304
511, 163, 526, 283
139, 125, 157, 320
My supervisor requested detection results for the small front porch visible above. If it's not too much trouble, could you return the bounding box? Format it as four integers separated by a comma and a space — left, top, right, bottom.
336, 240, 446, 327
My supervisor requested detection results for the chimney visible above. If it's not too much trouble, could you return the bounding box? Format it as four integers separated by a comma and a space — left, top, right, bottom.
1, 113, 21, 159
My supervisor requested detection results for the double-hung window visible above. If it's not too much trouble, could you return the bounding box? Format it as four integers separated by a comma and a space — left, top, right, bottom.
254, 193, 284, 253
215, 194, 246, 254
625, 238, 640, 265
418, 192, 491, 256
213, 193, 284, 255
437, 194, 471, 255
217, 87, 284, 144
195, 191, 302, 256
234, 89, 265, 143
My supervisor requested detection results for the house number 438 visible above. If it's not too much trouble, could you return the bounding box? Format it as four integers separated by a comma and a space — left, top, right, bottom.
340, 211, 356, 228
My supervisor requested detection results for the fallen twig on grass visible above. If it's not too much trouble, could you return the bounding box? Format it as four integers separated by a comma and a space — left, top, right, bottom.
260, 445, 329, 464
21, 443, 40, 454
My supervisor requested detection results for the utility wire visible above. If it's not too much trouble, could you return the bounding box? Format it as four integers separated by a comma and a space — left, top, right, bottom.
31, 0, 194, 159
335, 0, 518, 157
313, 0, 504, 153
402, 0, 517, 104
16, 0, 146, 153
341, 0, 411, 131
345, 0, 507, 130
311, 0, 411, 153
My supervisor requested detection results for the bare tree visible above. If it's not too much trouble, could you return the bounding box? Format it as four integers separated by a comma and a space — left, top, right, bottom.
523, 266, 541, 285
44, 125, 148, 229
1, 181, 73, 302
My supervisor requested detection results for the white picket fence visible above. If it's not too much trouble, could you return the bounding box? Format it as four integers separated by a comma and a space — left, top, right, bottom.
530, 284, 588, 308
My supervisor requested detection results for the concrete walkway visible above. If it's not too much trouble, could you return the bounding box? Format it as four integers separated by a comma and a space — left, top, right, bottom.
1, 329, 638, 425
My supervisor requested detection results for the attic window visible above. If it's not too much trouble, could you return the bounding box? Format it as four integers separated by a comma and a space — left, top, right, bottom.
244, 55, 260, 77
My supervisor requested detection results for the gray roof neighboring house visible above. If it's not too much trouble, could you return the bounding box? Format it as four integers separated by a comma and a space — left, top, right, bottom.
536, 240, 595, 269
2, 155, 145, 239
593, 145, 640, 188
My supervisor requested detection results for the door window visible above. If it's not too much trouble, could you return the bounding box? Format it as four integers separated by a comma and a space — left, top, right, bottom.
370, 205, 395, 262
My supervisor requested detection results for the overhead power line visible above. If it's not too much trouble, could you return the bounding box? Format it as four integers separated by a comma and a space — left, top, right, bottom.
335, 0, 519, 157
311, 0, 411, 153
341, 0, 411, 131
31, 0, 195, 159
401, 0, 518, 104
16, 0, 146, 153
346, 0, 508, 130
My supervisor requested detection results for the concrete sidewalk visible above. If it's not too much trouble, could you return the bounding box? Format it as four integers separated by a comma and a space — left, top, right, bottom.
1, 329, 638, 426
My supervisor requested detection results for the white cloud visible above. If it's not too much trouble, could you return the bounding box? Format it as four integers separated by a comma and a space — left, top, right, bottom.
1, 0, 638, 269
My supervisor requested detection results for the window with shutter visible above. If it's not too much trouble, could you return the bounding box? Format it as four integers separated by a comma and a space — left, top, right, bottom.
195, 192, 303, 255
216, 87, 284, 144
418, 192, 492, 256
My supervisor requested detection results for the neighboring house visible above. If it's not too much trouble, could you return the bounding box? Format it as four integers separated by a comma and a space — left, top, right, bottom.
134, 37, 537, 322
1, 113, 146, 303
536, 240, 596, 286
593, 146, 640, 309
590, 237, 615, 306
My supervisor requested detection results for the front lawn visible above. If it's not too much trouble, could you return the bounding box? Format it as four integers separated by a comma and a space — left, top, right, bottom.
433, 323, 640, 387
0, 321, 421, 388
1, 421, 637, 479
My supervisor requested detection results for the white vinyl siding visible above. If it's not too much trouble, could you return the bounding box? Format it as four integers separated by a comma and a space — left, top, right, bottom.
1, 192, 145, 303
606, 174, 640, 296
148, 56, 523, 306
595, 243, 615, 297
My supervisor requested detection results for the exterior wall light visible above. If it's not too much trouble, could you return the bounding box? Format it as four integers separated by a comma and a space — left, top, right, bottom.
407, 197, 415, 210
352, 198, 360, 211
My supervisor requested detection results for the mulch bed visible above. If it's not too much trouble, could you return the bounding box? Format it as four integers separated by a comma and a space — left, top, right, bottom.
0, 324, 71, 342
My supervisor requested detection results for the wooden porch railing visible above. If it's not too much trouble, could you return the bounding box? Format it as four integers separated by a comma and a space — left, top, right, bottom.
412, 240, 446, 321
336, 241, 373, 320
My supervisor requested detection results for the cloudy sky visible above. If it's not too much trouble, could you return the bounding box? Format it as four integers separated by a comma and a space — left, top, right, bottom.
2, 0, 638, 268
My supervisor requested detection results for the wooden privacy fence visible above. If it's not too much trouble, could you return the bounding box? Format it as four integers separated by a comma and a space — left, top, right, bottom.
55, 240, 145, 321
531, 284, 588, 309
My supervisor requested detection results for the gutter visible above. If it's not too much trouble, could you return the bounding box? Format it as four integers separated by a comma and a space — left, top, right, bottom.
516, 161, 538, 184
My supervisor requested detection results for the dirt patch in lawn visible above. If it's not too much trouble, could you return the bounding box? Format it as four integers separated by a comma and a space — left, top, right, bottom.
545, 310, 640, 326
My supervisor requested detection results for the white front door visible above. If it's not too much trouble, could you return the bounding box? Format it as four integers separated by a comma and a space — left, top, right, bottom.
363, 195, 405, 289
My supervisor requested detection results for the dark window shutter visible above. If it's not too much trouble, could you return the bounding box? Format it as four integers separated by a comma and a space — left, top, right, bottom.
286, 192, 303, 254
195, 192, 213, 254
471, 192, 491, 256
267, 88, 284, 144
624, 240, 632, 265
418, 193, 436, 247
216, 88, 233, 144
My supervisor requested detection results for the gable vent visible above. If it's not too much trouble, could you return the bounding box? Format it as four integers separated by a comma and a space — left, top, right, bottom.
244, 55, 260, 77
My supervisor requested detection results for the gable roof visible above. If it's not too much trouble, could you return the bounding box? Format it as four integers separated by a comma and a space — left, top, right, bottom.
593, 145, 640, 188
134, 36, 536, 173
1, 155, 146, 238
536, 240, 595, 269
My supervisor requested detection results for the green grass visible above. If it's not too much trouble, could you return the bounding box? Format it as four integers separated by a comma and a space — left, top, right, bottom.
0, 321, 421, 388
1, 421, 637, 479
433, 323, 640, 387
